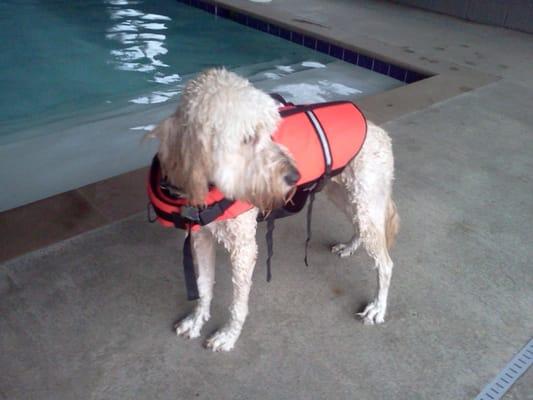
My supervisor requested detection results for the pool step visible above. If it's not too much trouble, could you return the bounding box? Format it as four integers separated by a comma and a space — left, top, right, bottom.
250, 61, 404, 104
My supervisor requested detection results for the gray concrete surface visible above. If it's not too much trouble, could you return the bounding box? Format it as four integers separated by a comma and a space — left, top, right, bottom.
388, 0, 533, 33
221, 0, 533, 81
1, 1, 533, 399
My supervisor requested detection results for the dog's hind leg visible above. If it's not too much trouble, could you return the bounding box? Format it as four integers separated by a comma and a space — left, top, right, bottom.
351, 180, 398, 325
205, 208, 259, 352
338, 123, 399, 325
356, 205, 394, 325
328, 175, 394, 324
325, 179, 361, 258
175, 228, 215, 339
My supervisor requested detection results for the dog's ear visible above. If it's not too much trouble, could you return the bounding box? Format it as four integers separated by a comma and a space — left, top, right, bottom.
181, 158, 210, 206
156, 115, 211, 206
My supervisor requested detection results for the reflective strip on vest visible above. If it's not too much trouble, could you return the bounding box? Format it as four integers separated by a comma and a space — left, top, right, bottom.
305, 110, 332, 173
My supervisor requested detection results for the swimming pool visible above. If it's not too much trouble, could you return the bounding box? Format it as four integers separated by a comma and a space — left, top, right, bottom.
0, 0, 337, 144
0, 0, 405, 211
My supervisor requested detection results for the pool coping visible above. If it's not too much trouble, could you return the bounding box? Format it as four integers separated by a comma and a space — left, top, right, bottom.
178, 0, 431, 84
0, 0, 499, 264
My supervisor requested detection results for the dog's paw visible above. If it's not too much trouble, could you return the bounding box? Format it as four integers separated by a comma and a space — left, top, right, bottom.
331, 240, 360, 258
356, 301, 386, 325
204, 327, 240, 352
174, 312, 209, 339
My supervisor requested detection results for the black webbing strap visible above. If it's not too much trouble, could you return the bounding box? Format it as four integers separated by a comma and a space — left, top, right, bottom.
171, 198, 234, 228
179, 199, 235, 301
199, 198, 234, 225
302, 109, 332, 267
304, 191, 316, 267
265, 217, 275, 282
182, 230, 199, 301
270, 92, 288, 105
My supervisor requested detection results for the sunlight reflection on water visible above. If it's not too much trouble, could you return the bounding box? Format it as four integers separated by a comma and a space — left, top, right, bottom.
105, 0, 182, 104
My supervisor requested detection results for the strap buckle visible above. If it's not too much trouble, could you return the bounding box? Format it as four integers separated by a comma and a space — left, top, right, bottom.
180, 206, 201, 222
198, 203, 223, 225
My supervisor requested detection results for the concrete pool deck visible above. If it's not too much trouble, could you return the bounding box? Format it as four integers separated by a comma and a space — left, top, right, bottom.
1, 0, 532, 399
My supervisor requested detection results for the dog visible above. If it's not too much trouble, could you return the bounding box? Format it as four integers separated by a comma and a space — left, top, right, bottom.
148, 68, 399, 352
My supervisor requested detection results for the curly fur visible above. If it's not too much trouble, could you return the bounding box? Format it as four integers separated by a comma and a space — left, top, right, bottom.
149, 68, 399, 351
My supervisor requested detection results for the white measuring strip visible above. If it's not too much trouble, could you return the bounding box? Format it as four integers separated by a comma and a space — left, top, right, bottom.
475, 338, 532, 400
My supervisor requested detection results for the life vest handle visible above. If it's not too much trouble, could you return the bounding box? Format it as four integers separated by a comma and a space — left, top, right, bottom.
270, 92, 290, 106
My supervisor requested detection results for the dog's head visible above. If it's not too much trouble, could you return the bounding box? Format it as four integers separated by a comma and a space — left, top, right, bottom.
148, 68, 300, 212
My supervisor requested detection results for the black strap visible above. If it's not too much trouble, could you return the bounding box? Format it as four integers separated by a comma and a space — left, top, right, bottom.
181, 200, 233, 301
302, 108, 332, 266
279, 101, 353, 118
149, 198, 235, 230
304, 191, 316, 267
270, 92, 288, 105
197, 198, 234, 225
182, 231, 200, 301
265, 217, 275, 282
150, 197, 233, 301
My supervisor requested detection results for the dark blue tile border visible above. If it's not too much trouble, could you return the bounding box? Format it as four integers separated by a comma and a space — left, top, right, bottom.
329, 44, 344, 59
343, 49, 358, 65
316, 40, 330, 54
177, 0, 429, 83
291, 32, 304, 45
373, 59, 390, 75
357, 54, 373, 70
268, 24, 280, 36
279, 27, 291, 41
303, 35, 316, 50
389, 65, 407, 82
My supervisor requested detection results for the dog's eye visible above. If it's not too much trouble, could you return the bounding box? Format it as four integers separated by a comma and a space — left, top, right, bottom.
242, 135, 259, 146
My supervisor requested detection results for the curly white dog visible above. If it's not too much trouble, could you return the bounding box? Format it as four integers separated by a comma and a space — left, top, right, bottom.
149, 68, 399, 352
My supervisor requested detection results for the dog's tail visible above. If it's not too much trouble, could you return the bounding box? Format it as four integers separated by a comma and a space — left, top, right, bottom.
385, 197, 400, 250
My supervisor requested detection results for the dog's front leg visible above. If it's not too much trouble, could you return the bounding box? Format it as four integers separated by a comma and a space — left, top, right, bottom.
205, 210, 258, 352
175, 228, 215, 339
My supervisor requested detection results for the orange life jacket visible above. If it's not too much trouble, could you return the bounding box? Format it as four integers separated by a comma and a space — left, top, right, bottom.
147, 100, 367, 230
147, 99, 367, 300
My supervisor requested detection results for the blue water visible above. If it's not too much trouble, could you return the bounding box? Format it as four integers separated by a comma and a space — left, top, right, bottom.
0, 0, 333, 143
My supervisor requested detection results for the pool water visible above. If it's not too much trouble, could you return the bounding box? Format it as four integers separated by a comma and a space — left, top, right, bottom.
0, 0, 403, 212
0, 0, 333, 143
